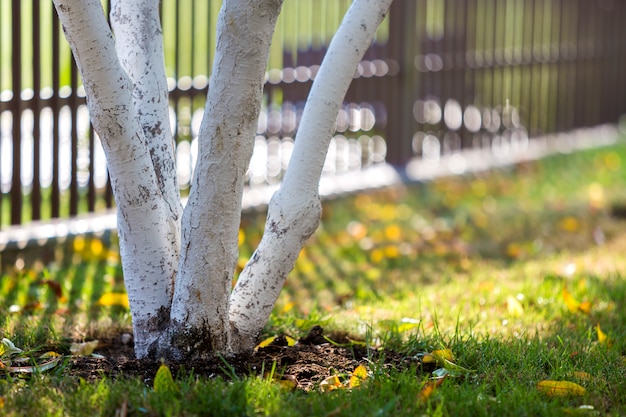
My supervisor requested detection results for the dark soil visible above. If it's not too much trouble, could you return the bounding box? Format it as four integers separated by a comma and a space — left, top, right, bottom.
66, 326, 424, 391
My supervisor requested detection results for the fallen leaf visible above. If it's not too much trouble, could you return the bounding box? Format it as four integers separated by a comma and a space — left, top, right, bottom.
349, 364, 368, 388
278, 379, 297, 390
276, 375, 298, 391
562, 288, 581, 313
0, 338, 23, 357
154, 364, 179, 394
418, 376, 446, 403
596, 323, 612, 347
70, 340, 99, 356
255, 335, 297, 351
98, 293, 129, 308
37, 280, 65, 302
578, 301, 592, 314
282, 302, 295, 313
319, 375, 343, 392
423, 348, 454, 365
40, 351, 61, 359
537, 380, 586, 397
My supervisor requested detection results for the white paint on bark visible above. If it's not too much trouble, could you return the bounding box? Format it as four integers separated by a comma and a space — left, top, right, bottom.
53, 0, 179, 358
169, 0, 284, 355
110, 0, 182, 221
229, 0, 394, 353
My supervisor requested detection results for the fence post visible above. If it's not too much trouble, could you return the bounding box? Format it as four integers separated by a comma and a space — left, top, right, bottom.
10, 0, 22, 225
383, 0, 417, 167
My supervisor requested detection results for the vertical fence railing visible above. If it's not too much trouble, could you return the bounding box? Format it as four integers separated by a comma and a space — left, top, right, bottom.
1, 0, 626, 229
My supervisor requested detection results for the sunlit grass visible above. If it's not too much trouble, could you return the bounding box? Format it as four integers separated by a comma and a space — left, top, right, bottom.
1, 142, 626, 415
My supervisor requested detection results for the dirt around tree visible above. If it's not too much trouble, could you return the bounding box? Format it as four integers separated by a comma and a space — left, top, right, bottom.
66, 326, 424, 391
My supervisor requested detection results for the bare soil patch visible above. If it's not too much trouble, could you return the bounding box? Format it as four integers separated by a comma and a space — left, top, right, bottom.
65, 326, 422, 390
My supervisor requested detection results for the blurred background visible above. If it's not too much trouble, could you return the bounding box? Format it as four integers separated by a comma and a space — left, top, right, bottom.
1, 0, 626, 267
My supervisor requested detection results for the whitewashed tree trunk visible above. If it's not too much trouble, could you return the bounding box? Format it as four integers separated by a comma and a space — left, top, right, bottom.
53, 0, 180, 358
168, 0, 284, 357
229, 0, 394, 353
54, 0, 393, 360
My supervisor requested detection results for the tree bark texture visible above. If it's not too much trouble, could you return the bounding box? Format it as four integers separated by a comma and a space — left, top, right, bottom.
53, 0, 180, 358
168, 0, 284, 358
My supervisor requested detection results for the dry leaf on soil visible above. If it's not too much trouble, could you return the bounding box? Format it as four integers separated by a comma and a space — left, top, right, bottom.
418, 376, 447, 403
349, 364, 368, 388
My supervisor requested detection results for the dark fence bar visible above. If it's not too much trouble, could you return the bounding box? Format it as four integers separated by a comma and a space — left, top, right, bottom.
1, 0, 626, 228
10, 0, 22, 225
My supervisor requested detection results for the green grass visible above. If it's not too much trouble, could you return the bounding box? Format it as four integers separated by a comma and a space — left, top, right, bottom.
2, 141, 626, 415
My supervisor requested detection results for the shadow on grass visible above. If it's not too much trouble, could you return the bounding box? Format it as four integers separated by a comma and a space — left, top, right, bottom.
1, 235, 128, 349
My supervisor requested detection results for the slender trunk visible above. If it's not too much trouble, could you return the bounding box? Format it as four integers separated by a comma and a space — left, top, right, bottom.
109, 0, 182, 357
168, 0, 284, 358
229, 0, 394, 353
53, 0, 177, 358
110, 0, 182, 222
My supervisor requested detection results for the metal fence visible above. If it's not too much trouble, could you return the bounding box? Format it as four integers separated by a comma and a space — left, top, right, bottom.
1, 0, 626, 228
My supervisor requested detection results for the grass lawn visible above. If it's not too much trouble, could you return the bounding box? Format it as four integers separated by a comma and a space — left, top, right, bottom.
1, 140, 626, 416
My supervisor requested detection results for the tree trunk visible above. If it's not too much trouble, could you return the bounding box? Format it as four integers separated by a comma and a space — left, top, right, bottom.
167, 0, 284, 359
53, 0, 180, 358
229, 0, 394, 354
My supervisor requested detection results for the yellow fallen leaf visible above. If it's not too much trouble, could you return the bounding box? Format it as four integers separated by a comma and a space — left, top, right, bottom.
255, 335, 297, 351
562, 288, 580, 313
277, 378, 297, 391
282, 302, 295, 313
98, 293, 129, 308
320, 375, 343, 392
423, 348, 454, 365
349, 365, 368, 388
257, 336, 278, 349
507, 295, 524, 317
537, 380, 586, 397
154, 364, 179, 394
578, 301, 592, 314
596, 323, 612, 347
40, 351, 61, 359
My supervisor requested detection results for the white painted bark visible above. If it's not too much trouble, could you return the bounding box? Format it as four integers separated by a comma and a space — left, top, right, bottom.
229, 0, 394, 353
110, 0, 182, 222
168, 0, 284, 356
53, 0, 178, 358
